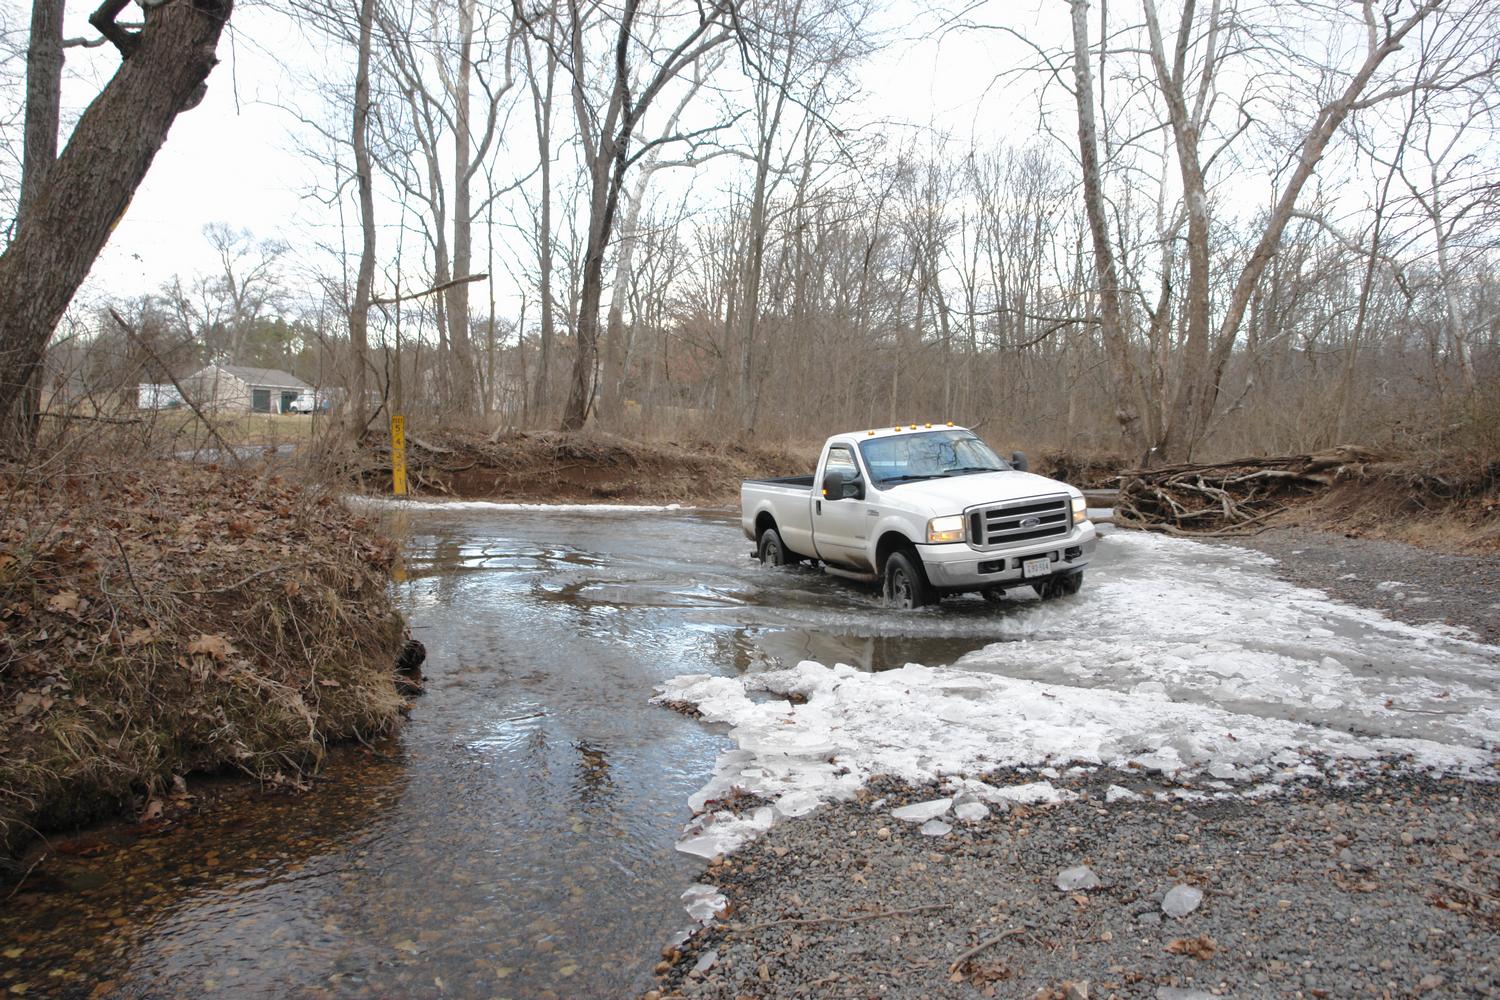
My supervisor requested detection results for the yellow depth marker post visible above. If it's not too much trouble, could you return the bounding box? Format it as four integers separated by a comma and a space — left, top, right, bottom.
390, 414, 408, 496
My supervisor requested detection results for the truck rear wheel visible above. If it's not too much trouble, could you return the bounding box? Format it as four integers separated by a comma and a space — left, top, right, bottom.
883, 550, 934, 609
757, 526, 799, 567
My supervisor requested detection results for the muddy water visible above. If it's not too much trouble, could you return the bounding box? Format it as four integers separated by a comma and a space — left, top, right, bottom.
0, 509, 1022, 1000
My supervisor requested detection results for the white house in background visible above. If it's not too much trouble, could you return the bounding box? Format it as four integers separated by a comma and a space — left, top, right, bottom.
187, 364, 310, 414
137, 383, 183, 410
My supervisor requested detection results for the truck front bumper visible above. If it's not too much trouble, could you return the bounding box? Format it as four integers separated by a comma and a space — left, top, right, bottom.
917, 521, 1098, 591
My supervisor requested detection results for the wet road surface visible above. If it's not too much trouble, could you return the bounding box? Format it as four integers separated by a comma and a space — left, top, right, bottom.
2, 508, 1493, 999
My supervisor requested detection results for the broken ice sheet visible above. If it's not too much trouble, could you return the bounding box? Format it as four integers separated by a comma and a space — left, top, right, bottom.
681, 884, 727, 924
891, 798, 951, 823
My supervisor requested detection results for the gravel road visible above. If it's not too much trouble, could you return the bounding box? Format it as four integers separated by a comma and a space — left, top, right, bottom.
648, 527, 1500, 1000
1222, 527, 1500, 643
650, 771, 1498, 1000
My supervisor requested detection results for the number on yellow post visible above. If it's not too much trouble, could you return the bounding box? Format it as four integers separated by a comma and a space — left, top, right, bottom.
390, 414, 408, 496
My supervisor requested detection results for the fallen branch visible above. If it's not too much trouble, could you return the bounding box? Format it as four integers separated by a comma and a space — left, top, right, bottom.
947, 926, 1028, 973
1435, 876, 1500, 905
407, 435, 454, 455
731, 903, 950, 934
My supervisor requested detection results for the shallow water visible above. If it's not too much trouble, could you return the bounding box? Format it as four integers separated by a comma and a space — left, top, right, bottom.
6, 509, 1489, 999
1, 508, 1033, 999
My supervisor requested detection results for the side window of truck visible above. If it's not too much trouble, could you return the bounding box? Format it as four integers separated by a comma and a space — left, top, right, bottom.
825, 446, 857, 477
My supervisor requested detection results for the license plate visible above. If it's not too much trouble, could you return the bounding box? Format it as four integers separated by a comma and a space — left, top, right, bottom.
1023, 557, 1052, 579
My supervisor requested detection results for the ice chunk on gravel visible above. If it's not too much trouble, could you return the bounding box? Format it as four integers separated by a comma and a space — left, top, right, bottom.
920, 819, 952, 837
953, 801, 990, 823
1105, 784, 1141, 803
891, 797, 952, 823
1162, 884, 1204, 917
1055, 865, 1102, 891
681, 884, 727, 924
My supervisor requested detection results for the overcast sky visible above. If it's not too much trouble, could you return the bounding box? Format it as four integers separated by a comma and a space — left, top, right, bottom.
52, 0, 1062, 309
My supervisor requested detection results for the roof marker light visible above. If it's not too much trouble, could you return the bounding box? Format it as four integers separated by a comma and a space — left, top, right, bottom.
946, 421, 955, 427
909, 424, 918, 430
893, 426, 901, 433
924, 422, 932, 428
867, 430, 875, 436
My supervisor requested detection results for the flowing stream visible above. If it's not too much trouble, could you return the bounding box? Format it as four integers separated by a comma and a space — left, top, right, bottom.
0, 508, 1024, 999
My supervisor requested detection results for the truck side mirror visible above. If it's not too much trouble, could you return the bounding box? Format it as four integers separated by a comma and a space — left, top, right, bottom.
822, 469, 864, 501
1010, 450, 1029, 472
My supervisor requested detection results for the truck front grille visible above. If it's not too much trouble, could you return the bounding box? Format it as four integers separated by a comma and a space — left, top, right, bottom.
967, 495, 1071, 549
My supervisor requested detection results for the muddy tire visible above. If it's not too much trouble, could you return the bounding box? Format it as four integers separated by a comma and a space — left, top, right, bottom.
883, 550, 934, 609
757, 526, 798, 567
1037, 570, 1084, 600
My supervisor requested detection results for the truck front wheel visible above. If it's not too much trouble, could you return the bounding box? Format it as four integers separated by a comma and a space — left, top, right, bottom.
757, 526, 799, 567
1037, 570, 1084, 600
883, 550, 934, 609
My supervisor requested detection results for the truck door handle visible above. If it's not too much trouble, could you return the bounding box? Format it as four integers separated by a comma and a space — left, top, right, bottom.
815, 500, 822, 515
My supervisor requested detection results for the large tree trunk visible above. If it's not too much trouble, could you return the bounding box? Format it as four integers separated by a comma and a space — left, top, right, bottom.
444, 0, 478, 416
20, 0, 63, 218
346, 0, 377, 437
0, 0, 233, 444
1067, 0, 1145, 455
14, 0, 65, 444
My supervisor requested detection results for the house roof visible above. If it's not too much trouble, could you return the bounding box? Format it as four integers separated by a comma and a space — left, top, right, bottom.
201, 364, 310, 390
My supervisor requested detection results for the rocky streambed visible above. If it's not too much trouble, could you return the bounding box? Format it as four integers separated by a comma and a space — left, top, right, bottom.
650, 770, 1499, 1000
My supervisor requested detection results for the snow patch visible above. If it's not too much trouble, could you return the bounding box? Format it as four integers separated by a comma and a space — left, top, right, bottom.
658, 655, 1494, 859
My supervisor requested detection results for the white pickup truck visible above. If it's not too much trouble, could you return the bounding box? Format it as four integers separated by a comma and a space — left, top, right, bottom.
741, 424, 1097, 608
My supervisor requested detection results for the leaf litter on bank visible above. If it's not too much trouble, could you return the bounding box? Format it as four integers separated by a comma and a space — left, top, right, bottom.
0, 459, 410, 867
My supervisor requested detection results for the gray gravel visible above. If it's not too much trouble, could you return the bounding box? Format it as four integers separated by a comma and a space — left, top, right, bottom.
649, 771, 1499, 999
1222, 526, 1500, 642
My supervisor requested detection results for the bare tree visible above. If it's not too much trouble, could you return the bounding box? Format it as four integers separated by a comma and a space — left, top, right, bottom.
531, 0, 741, 431
0, 0, 234, 443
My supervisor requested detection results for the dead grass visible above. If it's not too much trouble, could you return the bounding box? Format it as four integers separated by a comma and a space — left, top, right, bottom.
0, 458, 409, 867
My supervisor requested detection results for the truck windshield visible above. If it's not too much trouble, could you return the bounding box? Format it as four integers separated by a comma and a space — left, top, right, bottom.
858, 430, 1009, 485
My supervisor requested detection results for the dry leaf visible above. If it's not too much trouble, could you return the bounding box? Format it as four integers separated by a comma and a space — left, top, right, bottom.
124, 627, 155, 647
139, 798, 164, 822
317, 678, 341, 688
1165, 935, 1217, 959
15, 691, 55, 716
46, 590, 80, 613
187, 633, 235, 661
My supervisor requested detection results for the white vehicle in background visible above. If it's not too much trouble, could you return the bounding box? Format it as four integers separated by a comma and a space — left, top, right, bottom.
288, 389, 334, 414
740, 424, 1097, 608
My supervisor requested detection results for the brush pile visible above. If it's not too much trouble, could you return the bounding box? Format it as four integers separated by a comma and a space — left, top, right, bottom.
0, 460, 410, 866
1114, 446, 1384, 534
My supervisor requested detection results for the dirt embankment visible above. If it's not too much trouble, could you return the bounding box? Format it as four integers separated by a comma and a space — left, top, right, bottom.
1047, 446, 1500, 555
367, 432, 1499, 553
370, 429, 816, 507
0, 462, 411, 868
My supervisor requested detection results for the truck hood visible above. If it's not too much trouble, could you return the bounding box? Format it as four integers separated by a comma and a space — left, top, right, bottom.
876, 471, 1076, 514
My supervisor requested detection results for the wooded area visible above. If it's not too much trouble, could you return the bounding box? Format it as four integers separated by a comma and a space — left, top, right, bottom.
0, 0, 1496, 462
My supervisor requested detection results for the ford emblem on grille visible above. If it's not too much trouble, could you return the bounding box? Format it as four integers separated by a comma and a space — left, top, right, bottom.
1020, 516, 1041, 528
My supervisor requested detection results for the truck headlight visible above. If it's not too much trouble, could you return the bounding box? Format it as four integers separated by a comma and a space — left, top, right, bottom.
926, 515, 965, 544
1071, 496, 1087, 524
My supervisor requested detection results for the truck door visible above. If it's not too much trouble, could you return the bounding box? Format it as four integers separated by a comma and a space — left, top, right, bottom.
813, 444, 873, 570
